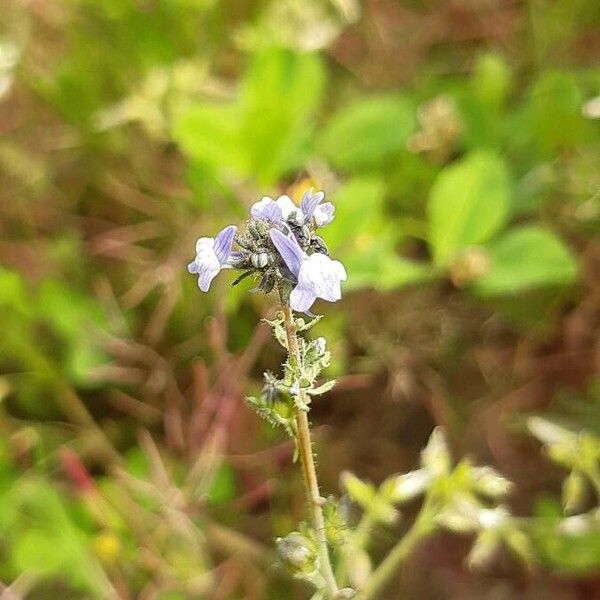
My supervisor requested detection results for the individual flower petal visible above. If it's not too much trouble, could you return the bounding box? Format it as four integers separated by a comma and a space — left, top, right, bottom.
188, 238, 221, 292
390, 469, 432, 503
251, 196, 283, 222
290, 253, 347, 312
275, 195, 300, 220
289, 283, 318, 313
313, 202, 335, 227
300, 189, 325, 220
213, 225, 237, 263
188, 225, 237, 292
270, 229, 305, 277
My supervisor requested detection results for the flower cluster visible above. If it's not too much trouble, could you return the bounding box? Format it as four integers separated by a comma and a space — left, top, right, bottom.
187, 190, 347, 312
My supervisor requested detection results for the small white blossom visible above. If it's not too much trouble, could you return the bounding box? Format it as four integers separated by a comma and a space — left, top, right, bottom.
187, 225, 237, 292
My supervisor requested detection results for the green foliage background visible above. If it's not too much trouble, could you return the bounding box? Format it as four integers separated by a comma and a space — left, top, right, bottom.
0, 0, 598, 598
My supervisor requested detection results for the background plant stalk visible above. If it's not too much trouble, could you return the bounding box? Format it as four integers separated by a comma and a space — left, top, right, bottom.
280, 298, 339, 598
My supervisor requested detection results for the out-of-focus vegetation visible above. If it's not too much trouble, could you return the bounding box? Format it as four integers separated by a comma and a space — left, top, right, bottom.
0, 0, 598, 598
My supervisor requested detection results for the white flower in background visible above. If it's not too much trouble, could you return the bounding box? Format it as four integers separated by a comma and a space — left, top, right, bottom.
187, 225, 237, 292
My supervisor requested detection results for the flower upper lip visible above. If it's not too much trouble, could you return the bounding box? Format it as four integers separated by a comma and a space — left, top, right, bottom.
188, 225, 237, 292
251, 190, 335, 228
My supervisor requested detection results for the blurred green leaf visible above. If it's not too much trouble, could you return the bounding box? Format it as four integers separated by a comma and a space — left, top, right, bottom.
207, 463, 237, 506
325, 177, 432, 290
13, 529, 65, 576
531, 498, 600, 574
427, 151, 511, 265
472, 53, 512, 110
529, 71, 590, 156
240, 47, 324, 183
0, 268, 31, 316
174, 47, 324, 184
472, 226, 577, 295
343, 234, 433, 291
37, 281, 109, 385
318, 94, 414, 170
459, 53, 512, 149
326, 177, 385, 249
341, 472, 375, 508
173, 103, 243, 176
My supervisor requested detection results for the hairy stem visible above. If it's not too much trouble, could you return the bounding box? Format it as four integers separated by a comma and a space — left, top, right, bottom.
279, 299, 339, 598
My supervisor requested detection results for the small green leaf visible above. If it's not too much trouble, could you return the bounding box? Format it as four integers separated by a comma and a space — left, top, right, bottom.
427, 150, 511, 265
318, 95, 414, 170
471, 53, 511, 110
472, 226, 577, 295
341, 472, 375, 508
307, 380, 336, 396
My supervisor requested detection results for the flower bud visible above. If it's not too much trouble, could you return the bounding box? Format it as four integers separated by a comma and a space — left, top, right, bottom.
315, 337, 327, 356
251, 251, 270, 269
276, 532, 317, 575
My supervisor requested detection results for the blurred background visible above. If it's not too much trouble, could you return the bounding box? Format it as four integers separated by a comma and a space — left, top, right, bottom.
0, 0, 599, 598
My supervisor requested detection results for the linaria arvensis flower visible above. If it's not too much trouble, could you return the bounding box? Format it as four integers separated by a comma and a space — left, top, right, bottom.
187, 189, 346, 312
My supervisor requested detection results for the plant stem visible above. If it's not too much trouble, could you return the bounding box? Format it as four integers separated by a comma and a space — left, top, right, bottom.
335, 512, 375, 585
279, 299, 339, 599
356, 513, 434, 600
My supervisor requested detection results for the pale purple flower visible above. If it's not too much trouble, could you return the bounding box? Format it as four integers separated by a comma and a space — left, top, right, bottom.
270, 229, 347, 312
250, 195, 302, 224
188, 225, 237, 292
301, 189, 335, 228
313, 202, 335, 227
251, 190, 335, 228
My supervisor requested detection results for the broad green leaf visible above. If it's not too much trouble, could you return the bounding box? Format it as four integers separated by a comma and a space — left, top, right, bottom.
472, 226, 577, 296
240, 47, 324, 183
173, 103, 243, 175
318, 94, 414, 170
427, 151, 511, 265
174, 48, 324, 184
